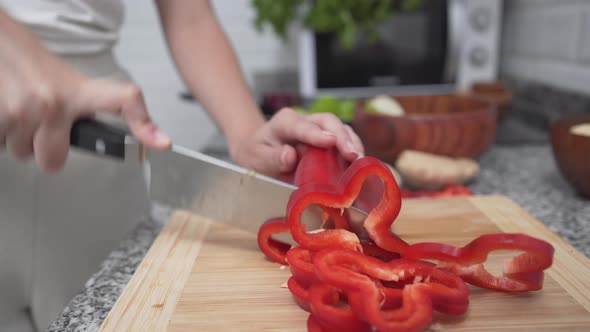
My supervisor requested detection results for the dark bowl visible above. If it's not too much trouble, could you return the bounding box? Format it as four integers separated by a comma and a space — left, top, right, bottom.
352, 95, 498, 164
551, 114, 590, 198
466, 81, 513, 121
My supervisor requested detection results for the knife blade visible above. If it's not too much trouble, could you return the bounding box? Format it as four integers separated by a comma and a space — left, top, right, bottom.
69, 119, 368, 245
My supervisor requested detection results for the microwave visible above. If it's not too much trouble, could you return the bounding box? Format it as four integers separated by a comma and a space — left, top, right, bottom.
297, 0, 503, 99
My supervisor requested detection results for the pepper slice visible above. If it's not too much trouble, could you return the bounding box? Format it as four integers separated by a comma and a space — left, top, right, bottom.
307, 282, 371, 332
402, 233, 555, 291
287, 152, 407, 253
361, 241, 401, 262
288, 276, 312, 313
286, 247, 317, 288
312, 249, 469, 332
257, 217, 291, 264
258, 146, 350, 264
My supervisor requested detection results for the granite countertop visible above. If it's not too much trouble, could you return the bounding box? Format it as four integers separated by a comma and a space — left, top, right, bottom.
47, 82, 590, 332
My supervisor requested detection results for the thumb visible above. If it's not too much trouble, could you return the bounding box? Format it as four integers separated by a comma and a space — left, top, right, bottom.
70, 79, 171, 149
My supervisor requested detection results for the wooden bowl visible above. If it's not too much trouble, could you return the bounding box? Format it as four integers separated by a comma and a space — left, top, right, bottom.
467, 81, 513, 121
352, 95, 498, 164
551, 114, 590, 198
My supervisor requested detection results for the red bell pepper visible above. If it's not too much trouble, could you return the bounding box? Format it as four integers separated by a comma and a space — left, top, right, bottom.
287, 248, 370, 331
287, 149, 408, 253
257, 217, 291, 264
402, 233, 554, 291
361, 241, 401, 262
255, 145, 554, 332
258, 146, 350, 264
312, 248, 469, 332
306, 315, 324, 332
288, 276, 312, 312
293, 145, 349, 187
307, 282, 372, 332
286, 247, 317, 288
401, 185, 473, 199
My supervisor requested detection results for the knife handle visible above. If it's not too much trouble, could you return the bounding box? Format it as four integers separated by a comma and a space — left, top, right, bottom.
70, 118, 129, 160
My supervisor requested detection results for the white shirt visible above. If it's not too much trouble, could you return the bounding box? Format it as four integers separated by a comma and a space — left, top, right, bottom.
0, 0, 124, 54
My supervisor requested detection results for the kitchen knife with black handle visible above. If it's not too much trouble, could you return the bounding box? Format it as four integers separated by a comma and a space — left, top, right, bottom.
69, 118, 368, 245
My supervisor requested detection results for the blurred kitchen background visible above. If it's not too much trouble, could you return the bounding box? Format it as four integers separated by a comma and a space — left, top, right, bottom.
114, 0, 590, 153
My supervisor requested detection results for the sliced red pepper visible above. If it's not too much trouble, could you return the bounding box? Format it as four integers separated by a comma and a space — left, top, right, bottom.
287, 152, 407, 253
307, 282, 371, 332
258, 146, 350, 264
293, 145, 349, 187
307, 315, 325, 332
402, 233, 555, 291
361, 241, 401, 262
257, 217, 291, 264
257, 210, 350, 265
286, 247, 317, 288
319, 207, 351, 230
401, 185, 473, 199
287, 276, 311, 312
312, 248, 469, 332
256, 145, 554, 332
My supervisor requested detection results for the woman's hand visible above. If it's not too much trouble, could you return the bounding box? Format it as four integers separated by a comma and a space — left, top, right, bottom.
231, 108, 365, 177
0, 10, 171, 173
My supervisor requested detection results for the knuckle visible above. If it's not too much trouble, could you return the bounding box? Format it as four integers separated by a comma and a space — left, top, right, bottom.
295, 123, 315, 140
274, 107, 297, 119
35, 87, 60, 117
321, 112, 340, 122
5, 103, 26, 123
313, 112, 339, 124
123, 84, 143, 101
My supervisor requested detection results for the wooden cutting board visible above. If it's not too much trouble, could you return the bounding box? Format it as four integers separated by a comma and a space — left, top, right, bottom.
99, 195, 590, 331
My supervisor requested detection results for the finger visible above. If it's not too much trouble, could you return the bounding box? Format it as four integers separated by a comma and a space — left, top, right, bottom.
6, 128, 34, 160
0, 113, 11, 151
344, 125, 365, 157
269, 108, 337, 147
308, 113, 359, 160
5, 86, 59, 161
245, 143, 298, 177
72, 80, 171, 149
5, 108, 39, 160
33, 114, 71, 173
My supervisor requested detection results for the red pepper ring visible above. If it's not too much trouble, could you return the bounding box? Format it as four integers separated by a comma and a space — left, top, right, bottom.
320, 207, 351, 230
402, 233, 555, 292
287, 156, 408, 253
257, 217, 291, 264
287, 276, 312, 312
258, 206, 351, 266
361, 241, 402, 262
286, 247, 317, 288
312, 249, 470, 332
307, 315, 326, 332
307, 282, 372, 332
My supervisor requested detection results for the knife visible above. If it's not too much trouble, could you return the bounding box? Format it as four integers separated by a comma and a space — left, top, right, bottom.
69, 118, 368, 245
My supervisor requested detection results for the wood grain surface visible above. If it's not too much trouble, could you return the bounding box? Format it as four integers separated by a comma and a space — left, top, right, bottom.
100, 196, 590, 332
